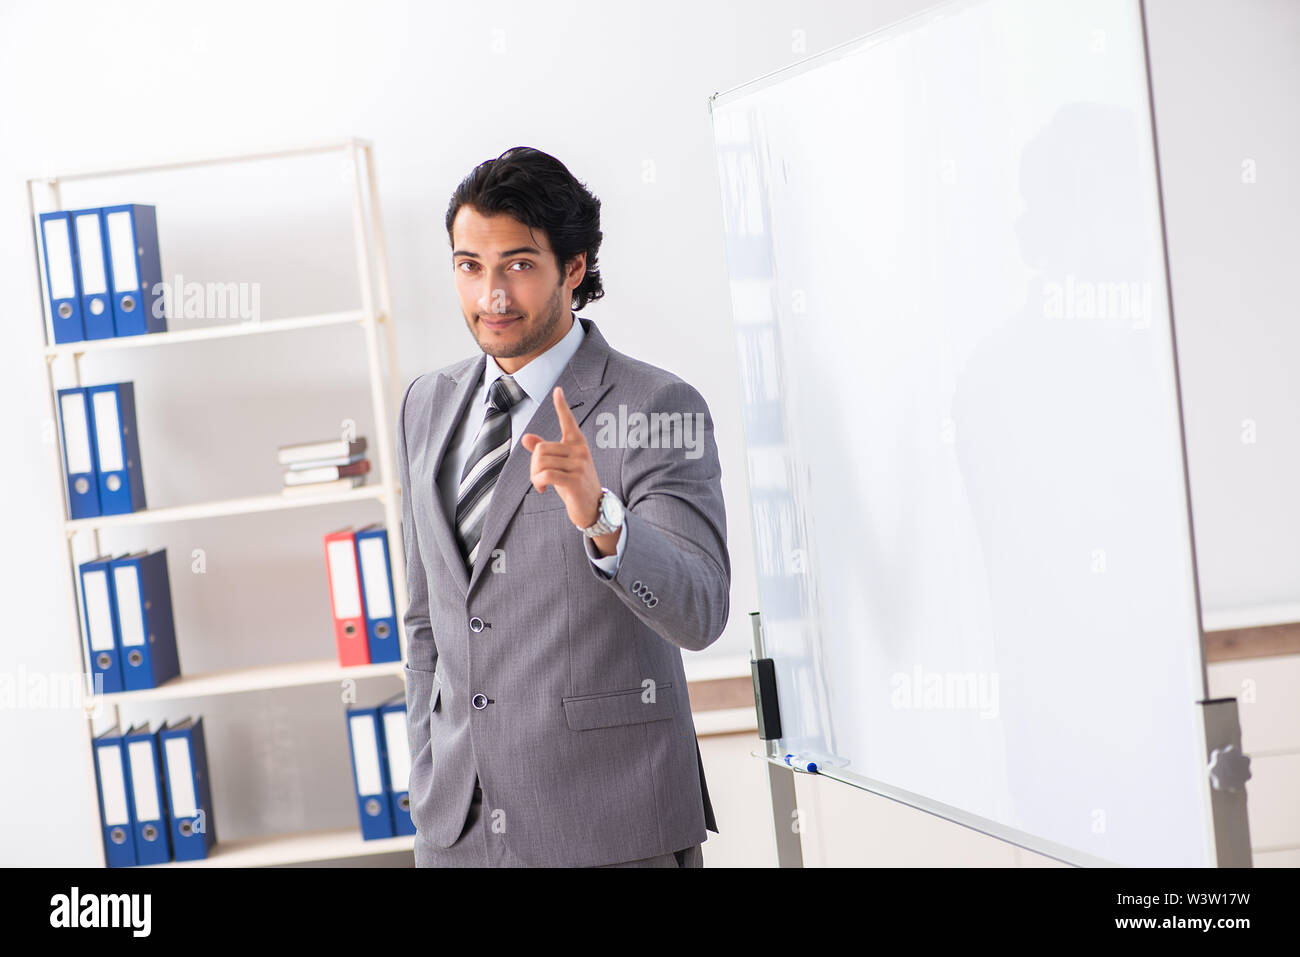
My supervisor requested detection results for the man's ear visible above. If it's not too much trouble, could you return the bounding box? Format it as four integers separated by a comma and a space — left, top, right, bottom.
565, 251, 587, 289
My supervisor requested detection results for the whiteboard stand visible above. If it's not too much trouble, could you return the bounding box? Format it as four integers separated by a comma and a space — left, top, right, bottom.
1200, 699, 1253, 867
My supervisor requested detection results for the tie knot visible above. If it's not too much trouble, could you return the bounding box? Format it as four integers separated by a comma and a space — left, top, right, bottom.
487, 374, 525, 414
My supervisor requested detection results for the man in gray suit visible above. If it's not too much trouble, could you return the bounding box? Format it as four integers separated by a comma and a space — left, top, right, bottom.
398, 147, 729, 867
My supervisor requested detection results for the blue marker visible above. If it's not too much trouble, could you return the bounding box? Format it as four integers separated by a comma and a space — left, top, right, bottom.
782, 753, 819, 773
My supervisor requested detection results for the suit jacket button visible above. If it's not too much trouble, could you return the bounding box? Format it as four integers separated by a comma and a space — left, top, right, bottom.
472, 693, 488, 710
469, 616, 484, 633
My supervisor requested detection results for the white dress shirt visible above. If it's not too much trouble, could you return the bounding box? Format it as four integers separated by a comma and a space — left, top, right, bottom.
437, 312, 626, 577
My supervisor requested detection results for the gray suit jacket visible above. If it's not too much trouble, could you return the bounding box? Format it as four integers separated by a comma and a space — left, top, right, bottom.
397, 316, 729, 866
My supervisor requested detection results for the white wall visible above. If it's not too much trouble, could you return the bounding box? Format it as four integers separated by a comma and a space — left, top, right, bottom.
1142, 0, 1300, 612
0, 0, 1294, 866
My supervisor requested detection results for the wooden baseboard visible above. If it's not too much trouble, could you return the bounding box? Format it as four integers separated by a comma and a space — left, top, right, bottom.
1205, 622, 1300, 662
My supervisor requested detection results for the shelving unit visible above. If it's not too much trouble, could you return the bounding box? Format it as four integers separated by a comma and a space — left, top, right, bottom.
29, 137, 415, 867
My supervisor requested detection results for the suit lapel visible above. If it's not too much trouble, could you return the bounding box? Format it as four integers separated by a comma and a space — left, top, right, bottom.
424, 355, 487, 596
466, 317, 615, 596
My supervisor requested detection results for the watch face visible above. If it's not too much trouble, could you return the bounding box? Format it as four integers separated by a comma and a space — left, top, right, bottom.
602, 492, 624, 525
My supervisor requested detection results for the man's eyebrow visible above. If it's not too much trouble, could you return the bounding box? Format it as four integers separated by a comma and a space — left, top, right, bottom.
451, 246, 543, 259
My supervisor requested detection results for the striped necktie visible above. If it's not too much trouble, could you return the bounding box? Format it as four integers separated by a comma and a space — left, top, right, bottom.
454, 373, 526, 569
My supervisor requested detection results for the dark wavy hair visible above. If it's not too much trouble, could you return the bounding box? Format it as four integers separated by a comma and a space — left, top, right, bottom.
445, 147, 605, 311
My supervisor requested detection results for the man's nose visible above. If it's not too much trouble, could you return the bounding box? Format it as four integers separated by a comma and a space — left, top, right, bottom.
478, 285, 512, 315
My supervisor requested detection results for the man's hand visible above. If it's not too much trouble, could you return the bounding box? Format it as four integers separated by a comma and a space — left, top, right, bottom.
521, 387, 619, 554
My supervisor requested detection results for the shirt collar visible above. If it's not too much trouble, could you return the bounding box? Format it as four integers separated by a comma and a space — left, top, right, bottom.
482, 310, 586, 405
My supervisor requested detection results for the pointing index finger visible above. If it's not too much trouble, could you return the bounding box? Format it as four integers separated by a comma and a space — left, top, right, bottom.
553, 386, 580, 441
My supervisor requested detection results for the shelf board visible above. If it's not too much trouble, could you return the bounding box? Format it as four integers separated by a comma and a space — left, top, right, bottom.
44, 309, 368, 359
65, 482, 394, 534
146, 826, 413, 868
28, 136, 372, 185
99, 656, 405, 705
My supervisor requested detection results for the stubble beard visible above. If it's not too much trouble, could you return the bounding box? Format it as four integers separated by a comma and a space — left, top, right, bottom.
472, 282, 568, 360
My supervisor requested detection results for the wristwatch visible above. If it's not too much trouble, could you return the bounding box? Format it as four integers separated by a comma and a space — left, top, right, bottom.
580, 487, 625, 538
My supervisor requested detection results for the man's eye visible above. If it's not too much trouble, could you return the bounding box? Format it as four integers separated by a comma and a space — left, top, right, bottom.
457, 262, 530, 272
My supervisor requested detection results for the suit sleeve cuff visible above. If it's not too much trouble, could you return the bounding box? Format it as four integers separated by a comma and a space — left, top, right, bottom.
584, 522, 627, 578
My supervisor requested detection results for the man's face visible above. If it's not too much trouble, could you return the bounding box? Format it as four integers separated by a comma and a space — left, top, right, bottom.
451, 205, 586, 373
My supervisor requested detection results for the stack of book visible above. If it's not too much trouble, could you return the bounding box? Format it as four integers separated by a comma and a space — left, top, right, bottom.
279, 437, 370, 495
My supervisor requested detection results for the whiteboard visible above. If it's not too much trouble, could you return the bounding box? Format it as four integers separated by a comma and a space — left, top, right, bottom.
710, 0, 1215, 867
